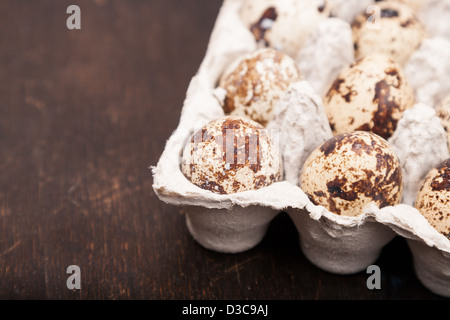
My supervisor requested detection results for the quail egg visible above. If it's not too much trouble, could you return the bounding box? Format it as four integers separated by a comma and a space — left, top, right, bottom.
415, 159, 450, 238
352, 1, 427, 66
240, 0, 331, 58
219, 48, 302, 126
300, 131, 403, 217
181, 116, 282, 195
324, 53, 415, 139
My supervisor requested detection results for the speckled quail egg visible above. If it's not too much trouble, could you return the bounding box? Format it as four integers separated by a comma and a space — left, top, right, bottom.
300, 131, 403, 217
181, 116, 282, 195
219, 48, 302, 126
437, 95, 450, 154
352, 1, 427, 66
240, 0, 331, 58
324, 53, 415, 139
415, 159, 450, 238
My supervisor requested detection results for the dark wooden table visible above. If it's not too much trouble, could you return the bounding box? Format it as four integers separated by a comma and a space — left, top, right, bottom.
0, 0, 446, 300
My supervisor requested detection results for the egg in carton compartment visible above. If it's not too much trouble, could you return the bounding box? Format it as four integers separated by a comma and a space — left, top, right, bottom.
152, 0, 450, 297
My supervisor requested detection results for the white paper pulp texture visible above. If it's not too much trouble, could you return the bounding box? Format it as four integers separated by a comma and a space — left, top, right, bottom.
152, 0, 450, 295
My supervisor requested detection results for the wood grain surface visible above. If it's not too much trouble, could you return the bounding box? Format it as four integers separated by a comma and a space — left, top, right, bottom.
0, 0, 446, 300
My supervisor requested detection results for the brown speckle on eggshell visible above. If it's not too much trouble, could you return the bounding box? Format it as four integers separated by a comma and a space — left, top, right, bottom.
300, 131, 403, 217
219, 48, 302, 126
415, 159, 450, 238
324, 53, 415, 139
181, 116, 282, 195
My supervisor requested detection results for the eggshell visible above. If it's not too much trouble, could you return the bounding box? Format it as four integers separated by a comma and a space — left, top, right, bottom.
324, 53, 415, 139
181, 116, 282, 195
437, 95, 450, 153
300, 131, 403, 217
352, 1, 427, 66
239, 0, 330, 58
219, 48, 302, 126
414, 159, 450, 238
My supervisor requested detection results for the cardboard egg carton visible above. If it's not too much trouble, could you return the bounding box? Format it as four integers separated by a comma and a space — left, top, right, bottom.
152, 0, 450, 297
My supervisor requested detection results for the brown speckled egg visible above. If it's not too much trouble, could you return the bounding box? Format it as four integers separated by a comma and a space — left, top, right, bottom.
415, 159, 450, 238
181, 116, 282, 195
324, 53, 415, 139
300, 131, 403, 217
219, 48, 302, 127
437, 95, 450, 154
240, 0, 331, 58
352, 1, 426, 66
